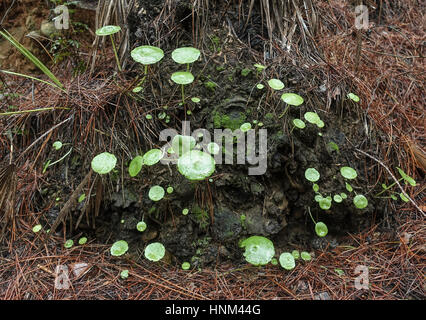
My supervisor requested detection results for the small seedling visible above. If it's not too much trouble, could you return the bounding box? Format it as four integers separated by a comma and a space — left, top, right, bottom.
52, 141, 63, 150
129, 155, 143, 177
177, 150, 215, 181
91, 152, 117, 174
353, 194, 368, 209
300, 251, 312, 261
166, 186, 174, 194
137, 221, 147, 232
120, 269, 129, 279
256, 83, 264, 90
279, 252, 295, 270
240, 122, 252, 132
172, 135, 196, 157
308, 207, 328, 237
131, 45, 164, 91
171, 47, 200, 71
110, 240, 129, 256
78, 194, 86, 203
376, 167, 416, 203
279, 93, 304, 118
64, 239, 74, 248
144, 242, 165, 262
148, 186, 165, 202
305, 168, 320, 183
171, 71, 194, 106
267, 79, 284, 90
182, 208, 189, 215
181, 262, 191, 270
78, 237, 87, 245
96, 25, 122, 71
253, 63, 266, 76
347, 92, 360, 102
191, 97, 201, 103
292, 118, 306, 129
32, 224, 42, 233
291, 250, 300, 260
340, 166, 357, 180
240, 236, 275, 266
142, 149, 163, 166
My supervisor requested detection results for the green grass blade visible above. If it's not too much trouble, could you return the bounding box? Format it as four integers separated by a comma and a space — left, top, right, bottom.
0, 70, 65, 91
0, 29, 64, 90
0, 107, 70, 116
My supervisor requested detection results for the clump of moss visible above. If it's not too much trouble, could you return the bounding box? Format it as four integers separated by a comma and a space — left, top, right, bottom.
213, 111, 247, 130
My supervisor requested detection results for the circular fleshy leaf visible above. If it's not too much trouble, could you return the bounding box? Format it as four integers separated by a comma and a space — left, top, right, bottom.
32, 224, 42, 233
171, 71, 194, 85
292, 250, 300, 259
256, 83, 264, 90
267, 79, 284, 90
182, 208, 189, 215
293, 119, 306, 129
301, 251, 312, 261
52, 141, 62, 150
142, 149, 163, 166
110, 240, 129, 256
347, 92, 360, 102
91, 152, 117, 174
333, 194, 343, 203
148, 185, 165, 202
353, 195, 368, 209
171, 47, 200, 64
279, 252, 296, 270
281, 93, 304, 106
304, 112, 321, 124
191, 97, 201, 103
131, 45, 164, 65
129, 155, 143, 177
136, 221, 147, 232
177, 150, 215, 181
240, 122, 252, 132
181, 262, 191, 270
120, 269, 129, 279
240, 236, 275, 266
78, 237, 87, 245
172, 135, 196, 157
315, 222, 328, 237
207, 142, 220, 155
64, 239, 74, 248
340, 166, 358, 180
319, 197, 332, 210
144, 242, 165, 262
166, 186, 174, 194
305, 168, 320, 182
96, 25, 121, 36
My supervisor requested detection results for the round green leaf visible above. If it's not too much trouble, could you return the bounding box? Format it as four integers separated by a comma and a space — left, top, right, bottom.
148, 185, 165, 202
207, 142, 220, 155
110, 240, 129, 256
191, 97, 201, 103
353, 195, 368, 209
142, 149, 163, 166
279, 252, 295, 270
347, 92, 360, 102
78, 237, 87, 245
315, 222, 328, 237
340, 192, 348, 199
129, 155, 143, 177
137, 221, 147, 232
182, 208, 189, 215
291, 250, 300, 259
32, 224, 42, 233
271, 258, 278, 266
293, 119, 306, 129
131, 45, 164, 65
120, 269, 129, 279
166, 186, 174, 194
267, 78, 284, 90
304, 112, 321, 124
172, 135, 196, 156
316, 120, 325, 128
305, 168, 320, 182
177, 150, 215, 181
64, 239, 74, 248
240, 236, 275, 266
340, 167, 358, 180
171, 47, 200, 64
314, 194, 323, 202
319, 197, 332, 210
240, 122, 252, 132
281, 93, 304, 106
96, 25, 121, 36
256, 83, 264, 90
91, 152, 117, 174
300, 251, 311, 261
333, 195, 343, 203
181, 262, 191, 270
144, 242, 165, 262
171, 71, 194, 85
52, 141, 62, 150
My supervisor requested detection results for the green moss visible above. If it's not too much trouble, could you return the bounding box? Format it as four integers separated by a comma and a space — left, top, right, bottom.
204, 80, 217, 91
191, 204, 210, 230
213, 111, 247, 130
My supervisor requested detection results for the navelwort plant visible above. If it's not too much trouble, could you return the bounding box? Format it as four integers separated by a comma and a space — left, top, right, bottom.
239, 236, 275, 266
95, 25, 122, 72
131, 45, 164, 92
144, 242, 165, 262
